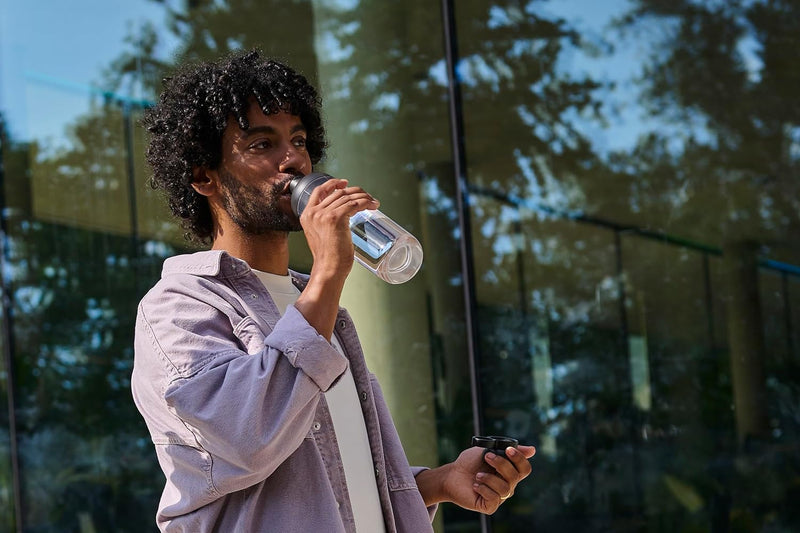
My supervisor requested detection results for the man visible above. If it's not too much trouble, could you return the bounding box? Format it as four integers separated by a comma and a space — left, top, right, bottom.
132, 49, 535, 532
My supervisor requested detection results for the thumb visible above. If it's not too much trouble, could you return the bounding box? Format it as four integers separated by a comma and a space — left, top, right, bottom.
517, 445, 536, 459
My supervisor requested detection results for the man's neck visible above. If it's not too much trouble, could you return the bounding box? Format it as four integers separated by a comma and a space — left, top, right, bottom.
212, 229, 291, 275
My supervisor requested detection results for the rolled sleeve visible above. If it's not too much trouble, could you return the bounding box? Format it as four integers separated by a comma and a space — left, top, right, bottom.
265, 304, 348, 392
411, 467, 439, 522
135, 283, 348, 498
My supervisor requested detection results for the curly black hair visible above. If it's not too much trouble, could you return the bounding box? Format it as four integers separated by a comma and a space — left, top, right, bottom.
142, 49, 326, 243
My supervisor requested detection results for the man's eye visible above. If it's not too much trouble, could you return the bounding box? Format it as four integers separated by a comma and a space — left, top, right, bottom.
251, 140, 271, 150
293, 137, 307, 148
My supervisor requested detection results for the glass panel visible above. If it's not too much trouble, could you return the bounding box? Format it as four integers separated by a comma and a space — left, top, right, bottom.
457, 0, 800, 531
471, 200, 629, 530
3, 1, 464, 532
1, 1, 179, 531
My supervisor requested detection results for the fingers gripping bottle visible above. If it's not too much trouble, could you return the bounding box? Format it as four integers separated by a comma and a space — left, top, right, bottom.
289, 173, 423, 284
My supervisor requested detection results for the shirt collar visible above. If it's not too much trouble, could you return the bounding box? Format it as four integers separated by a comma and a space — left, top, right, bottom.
161, 250, 310, 289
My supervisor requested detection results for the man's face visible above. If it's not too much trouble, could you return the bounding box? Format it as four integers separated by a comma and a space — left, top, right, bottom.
212, 101, 311, 235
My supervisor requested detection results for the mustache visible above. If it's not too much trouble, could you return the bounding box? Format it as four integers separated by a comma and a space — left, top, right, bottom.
276, 172, 303, 194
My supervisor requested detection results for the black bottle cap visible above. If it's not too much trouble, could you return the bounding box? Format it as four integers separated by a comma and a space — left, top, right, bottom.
289, 172, 332, 216
471, 435, 519, 451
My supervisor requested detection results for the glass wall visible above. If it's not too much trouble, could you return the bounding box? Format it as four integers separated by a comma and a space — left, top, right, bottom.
0, 0, 463, 531
1, 0, 799, 532
1, 3, 180, 531
455, 0, 800, 531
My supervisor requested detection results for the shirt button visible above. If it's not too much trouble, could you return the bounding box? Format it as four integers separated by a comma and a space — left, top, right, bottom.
338, 319, 347, 329
313, 421, 321, 431
360, 391, 368, 402
374, 465, 380, 478
251, 294, 258, 299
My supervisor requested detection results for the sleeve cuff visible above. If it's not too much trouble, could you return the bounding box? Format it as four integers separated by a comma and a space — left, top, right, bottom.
412, 467, 440, 522
264, 305, 348, 391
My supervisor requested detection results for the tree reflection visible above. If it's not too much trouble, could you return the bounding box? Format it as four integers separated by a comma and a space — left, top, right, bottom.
0, 65, 178, 533
611, 0, 800, 255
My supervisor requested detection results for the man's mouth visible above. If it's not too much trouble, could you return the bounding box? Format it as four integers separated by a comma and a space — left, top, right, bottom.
279, 174, 302, 196
276, 182, 292, 201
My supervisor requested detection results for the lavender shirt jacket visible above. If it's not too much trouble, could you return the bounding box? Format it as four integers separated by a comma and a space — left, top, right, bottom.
131, 250, 436, 532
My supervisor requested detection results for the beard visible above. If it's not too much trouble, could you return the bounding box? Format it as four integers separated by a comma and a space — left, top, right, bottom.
218, 170, 302, 234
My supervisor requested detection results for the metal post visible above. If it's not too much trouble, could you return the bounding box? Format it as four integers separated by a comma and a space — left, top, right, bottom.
440, 1, 489, 531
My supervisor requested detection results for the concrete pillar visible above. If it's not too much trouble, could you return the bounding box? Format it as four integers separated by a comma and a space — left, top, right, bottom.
309, 1, 438, 472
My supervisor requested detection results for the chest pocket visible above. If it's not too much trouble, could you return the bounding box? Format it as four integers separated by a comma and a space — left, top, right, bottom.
232, 316, 267, 355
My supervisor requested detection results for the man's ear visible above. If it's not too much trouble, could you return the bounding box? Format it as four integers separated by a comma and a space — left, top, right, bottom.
191, 166, 219, 197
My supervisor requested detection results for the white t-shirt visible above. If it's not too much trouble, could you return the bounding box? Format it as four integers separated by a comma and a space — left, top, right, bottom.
252, 269, 386, 533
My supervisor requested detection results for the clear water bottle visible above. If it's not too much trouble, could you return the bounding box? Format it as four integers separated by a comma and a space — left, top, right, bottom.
290, 173, 423, 284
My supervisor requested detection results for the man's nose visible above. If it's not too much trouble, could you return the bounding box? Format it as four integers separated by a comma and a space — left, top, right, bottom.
279, 144, 307, 173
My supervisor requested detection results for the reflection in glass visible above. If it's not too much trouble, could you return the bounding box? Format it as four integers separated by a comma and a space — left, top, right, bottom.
1, 1, 179, 530
2, 0, 799, 531
456, 0, 800, 531
5, 0, 466, 531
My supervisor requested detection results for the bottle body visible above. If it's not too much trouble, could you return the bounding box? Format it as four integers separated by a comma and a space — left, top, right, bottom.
289, 172, 423, 284
349, 209, 423, 284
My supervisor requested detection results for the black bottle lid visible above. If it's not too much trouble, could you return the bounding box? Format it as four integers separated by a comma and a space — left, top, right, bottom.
471, 435, 519, 451
289, 172, 332, 216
